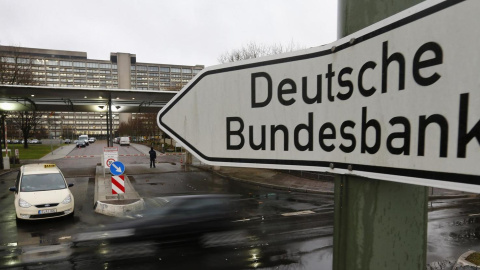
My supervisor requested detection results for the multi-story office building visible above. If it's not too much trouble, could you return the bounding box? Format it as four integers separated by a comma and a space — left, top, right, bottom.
0, 45, 204, 139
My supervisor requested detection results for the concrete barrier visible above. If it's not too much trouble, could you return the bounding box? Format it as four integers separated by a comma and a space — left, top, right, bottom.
94, 165, 145, 217
94, 199, 145, 217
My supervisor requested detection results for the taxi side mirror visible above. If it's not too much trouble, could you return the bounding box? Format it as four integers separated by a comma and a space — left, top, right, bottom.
9, 187, 17, 192
68, 183, 74, 187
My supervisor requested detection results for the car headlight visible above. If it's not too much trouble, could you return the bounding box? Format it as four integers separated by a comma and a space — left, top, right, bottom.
62, 194, 72, 204
19, 198, 31, 208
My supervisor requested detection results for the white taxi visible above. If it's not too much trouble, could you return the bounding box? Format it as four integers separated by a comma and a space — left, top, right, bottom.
9, 163, 75, 220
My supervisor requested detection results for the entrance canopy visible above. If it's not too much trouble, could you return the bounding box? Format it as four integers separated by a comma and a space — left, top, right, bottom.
0, 85, 177, 113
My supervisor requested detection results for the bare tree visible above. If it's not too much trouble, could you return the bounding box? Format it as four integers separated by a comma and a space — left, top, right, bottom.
8, 111, 44, 148
218, 41, 305, 64
0, 45, 43, 149
117, 119, 135, 137
61, 125, 75, 140
0, 45, 34, 85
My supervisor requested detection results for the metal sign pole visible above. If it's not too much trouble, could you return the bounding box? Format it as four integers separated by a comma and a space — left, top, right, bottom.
333, 0, 428, 269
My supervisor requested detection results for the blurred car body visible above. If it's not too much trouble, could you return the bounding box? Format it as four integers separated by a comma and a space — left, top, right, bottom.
75, 194, 249, 246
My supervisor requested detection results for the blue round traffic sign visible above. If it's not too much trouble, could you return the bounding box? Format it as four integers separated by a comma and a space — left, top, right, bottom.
110, 161, 125, 175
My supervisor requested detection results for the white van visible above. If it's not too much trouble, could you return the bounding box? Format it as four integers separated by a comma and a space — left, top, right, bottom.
120, 137, 130, 146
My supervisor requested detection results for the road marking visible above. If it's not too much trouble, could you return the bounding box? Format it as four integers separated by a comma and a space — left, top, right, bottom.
281, 210, 315, 217
233, 218, 251, 222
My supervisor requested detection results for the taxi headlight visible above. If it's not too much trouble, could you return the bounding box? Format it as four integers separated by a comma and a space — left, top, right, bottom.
62, 194, 72, 204
19, 198, 31, 208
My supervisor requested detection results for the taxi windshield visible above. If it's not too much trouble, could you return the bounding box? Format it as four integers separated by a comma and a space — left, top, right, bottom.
20, 173, 66, 192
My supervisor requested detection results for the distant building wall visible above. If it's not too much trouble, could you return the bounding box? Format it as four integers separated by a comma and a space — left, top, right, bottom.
0, 45, 204, 139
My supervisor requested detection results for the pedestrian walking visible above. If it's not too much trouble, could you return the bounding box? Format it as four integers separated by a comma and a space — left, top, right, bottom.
149, 147, 157, 168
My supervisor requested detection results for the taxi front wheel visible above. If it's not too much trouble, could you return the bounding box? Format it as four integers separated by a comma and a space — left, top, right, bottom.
15, 216, 25, 227
67, 211, 75, 220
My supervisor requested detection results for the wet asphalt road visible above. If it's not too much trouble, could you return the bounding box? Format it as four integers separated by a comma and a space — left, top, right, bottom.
0, 141, 335, 269
0, 141, 480, 269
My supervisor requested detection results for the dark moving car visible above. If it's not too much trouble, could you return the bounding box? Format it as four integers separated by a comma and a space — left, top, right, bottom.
74, 194, 249, 247
76, 140, 86, 148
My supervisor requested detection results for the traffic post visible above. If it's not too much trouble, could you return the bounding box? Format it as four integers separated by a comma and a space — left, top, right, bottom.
110, 161, 126, 199
334, 1, 427, 269
110, 161, 125, 176
103, 146, 118, 178
3, 121, 9, 170
157, 0, 480, 268
111, 175, 125, 195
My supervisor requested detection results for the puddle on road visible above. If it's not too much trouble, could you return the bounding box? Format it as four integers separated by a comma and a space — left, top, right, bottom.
445, 217, 480, 241
448, 227, 480, 240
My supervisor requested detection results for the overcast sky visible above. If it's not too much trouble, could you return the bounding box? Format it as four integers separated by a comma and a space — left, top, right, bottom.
0, 0, 337, 67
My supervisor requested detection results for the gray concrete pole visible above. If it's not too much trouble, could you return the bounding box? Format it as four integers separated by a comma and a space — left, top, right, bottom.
108, 94, 113, 147
333, 1, 428, 270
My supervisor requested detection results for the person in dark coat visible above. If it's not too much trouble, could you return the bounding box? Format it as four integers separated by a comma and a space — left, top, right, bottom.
149, 147, 157, 168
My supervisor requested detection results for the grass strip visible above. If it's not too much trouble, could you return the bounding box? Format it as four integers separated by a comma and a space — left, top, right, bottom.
7, 144, 62, 160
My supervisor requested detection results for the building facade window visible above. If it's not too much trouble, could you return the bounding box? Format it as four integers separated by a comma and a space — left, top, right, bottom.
46, 60, 58, 66
60, 61, 72, 66
74, 61, 86, 67
32, 59, 44, 65
160, 67, 170, 72
87, 62, 99, 68
17, 58, 30, 64
2, 57, 15, 63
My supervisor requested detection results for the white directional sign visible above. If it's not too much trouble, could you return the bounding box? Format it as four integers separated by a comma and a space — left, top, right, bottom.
158, 0, 480, 192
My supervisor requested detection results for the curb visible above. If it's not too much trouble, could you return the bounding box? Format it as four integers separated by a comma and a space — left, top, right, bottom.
193, 166, 334, 195
452, 250, 479, 269
94, 199, 145, 217
193, 166, 472, 200
0, 168, 19, 176
429, 194, 475, 200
